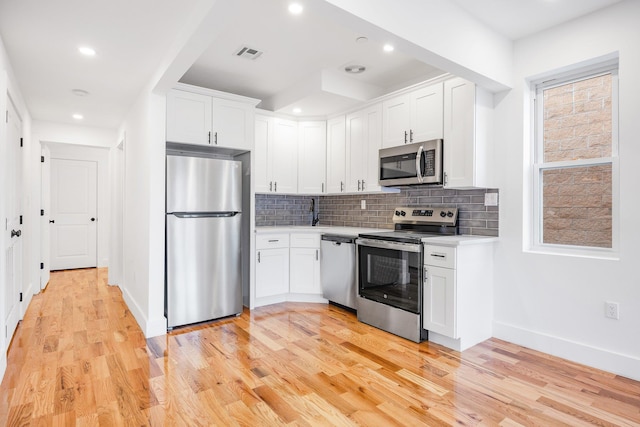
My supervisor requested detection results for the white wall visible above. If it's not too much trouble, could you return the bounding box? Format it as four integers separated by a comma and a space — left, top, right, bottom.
493, 0, 640, 380
117, 90, 167, 338
0, 34, 31, 381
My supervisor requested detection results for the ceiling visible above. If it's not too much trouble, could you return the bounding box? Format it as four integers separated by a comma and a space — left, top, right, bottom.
0, 0, 624, 129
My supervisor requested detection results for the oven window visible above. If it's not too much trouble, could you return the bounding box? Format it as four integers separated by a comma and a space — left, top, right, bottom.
358, 245, 421, 313
380, 153, 418, 180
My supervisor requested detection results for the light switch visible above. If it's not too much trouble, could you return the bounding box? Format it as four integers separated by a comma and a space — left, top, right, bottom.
484, 193, 498, 206
361, 200, 366, 209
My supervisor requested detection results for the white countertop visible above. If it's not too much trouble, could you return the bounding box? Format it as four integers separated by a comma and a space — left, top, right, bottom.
255, 225, 383, 237
256, 226, 498, 244
422, 235, 499, 246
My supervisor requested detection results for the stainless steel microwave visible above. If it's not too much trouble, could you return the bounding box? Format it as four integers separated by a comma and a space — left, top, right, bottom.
378, 139, 443, 186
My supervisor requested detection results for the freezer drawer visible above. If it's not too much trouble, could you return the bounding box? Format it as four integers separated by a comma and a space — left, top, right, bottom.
166, 214, 242, 328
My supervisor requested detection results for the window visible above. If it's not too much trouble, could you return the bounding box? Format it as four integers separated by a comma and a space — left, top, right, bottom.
533, 64, 618, 253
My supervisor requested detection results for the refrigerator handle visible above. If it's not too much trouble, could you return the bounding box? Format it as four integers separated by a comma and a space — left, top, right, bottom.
257, 251, 261, 263
172, 212, 239, 218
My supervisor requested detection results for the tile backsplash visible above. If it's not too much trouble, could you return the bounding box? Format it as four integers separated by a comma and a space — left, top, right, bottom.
256, 187, 499, 236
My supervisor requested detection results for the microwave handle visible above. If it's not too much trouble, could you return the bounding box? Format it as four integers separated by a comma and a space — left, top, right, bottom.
415, 145, 424, 183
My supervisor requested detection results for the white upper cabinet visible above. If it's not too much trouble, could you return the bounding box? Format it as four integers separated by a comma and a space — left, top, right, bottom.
166, 88, 255, 150
382, 82, 443, 148
271, 118, 298, 194
211, 98, 253, 150
254, 115, 271, 193
255, 115, 298, 194
443, 77, 493, 189
166, 90, 212, 145
326, 116, 346, 194
298, 121, 327, 194
346, 103, 382, 193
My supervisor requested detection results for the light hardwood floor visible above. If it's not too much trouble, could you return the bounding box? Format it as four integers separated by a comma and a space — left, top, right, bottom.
1, 268, 639, 426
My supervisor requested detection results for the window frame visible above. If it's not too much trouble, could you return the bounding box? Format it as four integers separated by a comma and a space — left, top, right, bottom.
530, 64, 619, 258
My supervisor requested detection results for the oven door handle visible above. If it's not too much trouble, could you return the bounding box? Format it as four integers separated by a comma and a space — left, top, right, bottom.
356, 238, 422, 253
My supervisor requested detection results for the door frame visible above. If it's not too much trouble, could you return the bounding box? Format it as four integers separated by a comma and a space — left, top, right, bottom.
40, 142, 110, 287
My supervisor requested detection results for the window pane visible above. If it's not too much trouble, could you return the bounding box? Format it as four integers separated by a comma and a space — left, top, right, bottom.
543, 74, 612, 162
542, 165, 612, 248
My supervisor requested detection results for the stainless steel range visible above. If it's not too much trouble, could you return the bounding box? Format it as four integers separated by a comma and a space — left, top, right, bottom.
355, 207, 459, 342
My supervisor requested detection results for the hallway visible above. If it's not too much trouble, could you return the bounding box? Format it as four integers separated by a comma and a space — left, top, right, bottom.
1, 269, 639, 425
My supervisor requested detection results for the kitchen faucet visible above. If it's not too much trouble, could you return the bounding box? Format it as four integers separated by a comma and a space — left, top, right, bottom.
310, 198, 320, 226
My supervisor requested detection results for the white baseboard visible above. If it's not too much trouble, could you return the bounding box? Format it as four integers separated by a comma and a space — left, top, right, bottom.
493, 320, 640, 381
121, 286, 166, 339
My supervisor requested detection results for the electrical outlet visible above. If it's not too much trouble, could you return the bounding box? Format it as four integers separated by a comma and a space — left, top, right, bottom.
361, 200, 366, 210
605, 301, 619, 319
484, 192, 498, 206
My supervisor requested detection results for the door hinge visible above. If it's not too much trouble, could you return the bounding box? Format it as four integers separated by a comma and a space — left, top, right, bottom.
20, 137, 23, 147
19, 292, 23, 302
40, 262, 44, 270
19, 215, 23, 225
41, 156, 45, 163
41, 209, 44, 216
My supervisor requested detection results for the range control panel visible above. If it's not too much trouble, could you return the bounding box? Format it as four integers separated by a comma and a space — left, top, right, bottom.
392, 206, 458, 225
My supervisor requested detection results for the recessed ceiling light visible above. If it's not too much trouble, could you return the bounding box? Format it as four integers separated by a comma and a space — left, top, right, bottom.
72, 113, 84, 120
72, 89, 89, 97
292, 107, 302, 114
356, 37, 368, 44
78, 46, 96, 56
345, 65, 366, 74
383, 44, 395, 52
288, 3, 303, 14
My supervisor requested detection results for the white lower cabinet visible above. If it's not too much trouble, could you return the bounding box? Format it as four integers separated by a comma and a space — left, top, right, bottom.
255, 232, 325, 307
423, 242, 493, 351
255, 234, 289, 299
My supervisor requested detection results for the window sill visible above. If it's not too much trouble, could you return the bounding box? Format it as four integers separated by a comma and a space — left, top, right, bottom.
525, 244, 619, 261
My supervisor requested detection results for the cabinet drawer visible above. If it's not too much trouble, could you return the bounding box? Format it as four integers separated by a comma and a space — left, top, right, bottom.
256, 234, 289, 249
424, 245, 456, 269
290, 233, 320, 248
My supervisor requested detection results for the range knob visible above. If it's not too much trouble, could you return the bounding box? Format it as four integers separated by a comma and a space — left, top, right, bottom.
440, 211, 447, 217
447, 211, 454, 217
400, 210, 406, 216
395, 210, 401, 216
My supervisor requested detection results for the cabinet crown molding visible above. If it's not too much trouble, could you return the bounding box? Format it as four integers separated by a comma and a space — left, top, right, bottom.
173, 83, 261, 106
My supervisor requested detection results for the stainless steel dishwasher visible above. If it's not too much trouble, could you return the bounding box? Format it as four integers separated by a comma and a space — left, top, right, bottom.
320, 234, 357, 310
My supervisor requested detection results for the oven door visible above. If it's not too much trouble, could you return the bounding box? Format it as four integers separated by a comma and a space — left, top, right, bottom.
356, 238, 423, 314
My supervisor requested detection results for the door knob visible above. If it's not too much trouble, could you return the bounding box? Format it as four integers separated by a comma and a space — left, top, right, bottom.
90, 218, 96, 222
49, 220, 55, 223
11, 229, 21, 238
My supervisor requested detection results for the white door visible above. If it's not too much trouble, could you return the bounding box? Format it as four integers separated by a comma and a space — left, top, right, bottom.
4, 99, 23, 348
50, 158, 97, 270
166, 89, 212, 145
382, 94, 411, 148
255, 248, 289, 298
40, 145, 51, 288
271, 118, 298, 193
362, 104, 382, 193
289, 248, 321, 294
326, 116, 346, 194
345, 110, 365, 192
254, 115, 272, 193
212, 98, 252, 150
410, 83, 444, 142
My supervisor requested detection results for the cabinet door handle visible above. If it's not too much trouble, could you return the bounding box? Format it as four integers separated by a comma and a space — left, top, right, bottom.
258, 251, 261, 263
268, 239, 279, 243
270, 181, 273, 192
321, 183, 324, 193
340, 181, 344, 192
362, 179, 365, 190
410, 129, 414, 142
404, 131, 408, 144
431, 253, 446, 258
315, 250, 319, 261
274, 182, 277, 192
423, 266, 428, 283
214, 131, 218, 145
443, 171, 448, 186
357, 180, 361, 191
208, 131, 211, 144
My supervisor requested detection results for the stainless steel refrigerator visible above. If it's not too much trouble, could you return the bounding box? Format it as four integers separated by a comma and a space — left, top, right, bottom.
165, 155, 243, 329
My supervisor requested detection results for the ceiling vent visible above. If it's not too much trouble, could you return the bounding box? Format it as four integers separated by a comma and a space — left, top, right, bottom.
235, 46, 263, 60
